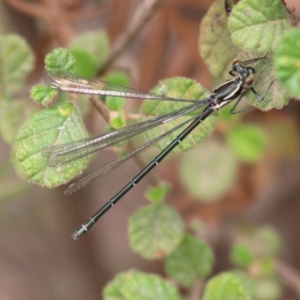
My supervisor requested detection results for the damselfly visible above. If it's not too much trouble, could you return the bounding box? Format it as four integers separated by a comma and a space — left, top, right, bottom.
43, 54, 273, 239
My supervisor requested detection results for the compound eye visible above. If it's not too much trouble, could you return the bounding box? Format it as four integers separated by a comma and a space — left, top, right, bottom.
245, 74, 254, 87
233, 60, 241, 67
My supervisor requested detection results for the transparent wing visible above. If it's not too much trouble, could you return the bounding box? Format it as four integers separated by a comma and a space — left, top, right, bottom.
64, 111, 206, 195
42, 101, 208, 166
44, 71, 200, 103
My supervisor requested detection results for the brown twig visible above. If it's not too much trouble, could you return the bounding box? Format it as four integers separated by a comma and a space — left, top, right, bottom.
4, 0, 111, 23
276, 259, 300, 297
101, 0, 166, 72
4, 0, 111, 46
89, 96, 111, 123
4, 0, 45, 19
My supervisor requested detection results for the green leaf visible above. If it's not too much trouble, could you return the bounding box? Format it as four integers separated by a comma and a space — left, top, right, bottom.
31, 84, 57, 105
188, 219, 205, 233
110, 112, 126, 129
165, 234, 214, 286
128, 203, 184, 259
103, 270, 181, 300
230, 226, 281, 273
274, 28, 300, 98
15, 102, 89, 187
227, 124, 268, 163
228, 0, 291, 52
70, 48, 97, 78
246, 54, 290, 111
141, 77, 216, 154
144, 183, 171, 203
199, 0, 240, 77
254, 277, 282, 300
200, 0, 289, 111
231, 242, 254, 267
70, 30, 110, 69
104, 71, 130, 87
45, 48, 76, 73
229, 270, 256, 299
103, 271, 127, 300
203, 272, 249, 300
74, 94, 92, 117
258, 257, 276, 276
0, 97, 37, 144
254, 226, 281, 257
179, 138, 237, 200
104, 71, 130, 111
218, 102, 242, 122
0, 34, 34, 96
